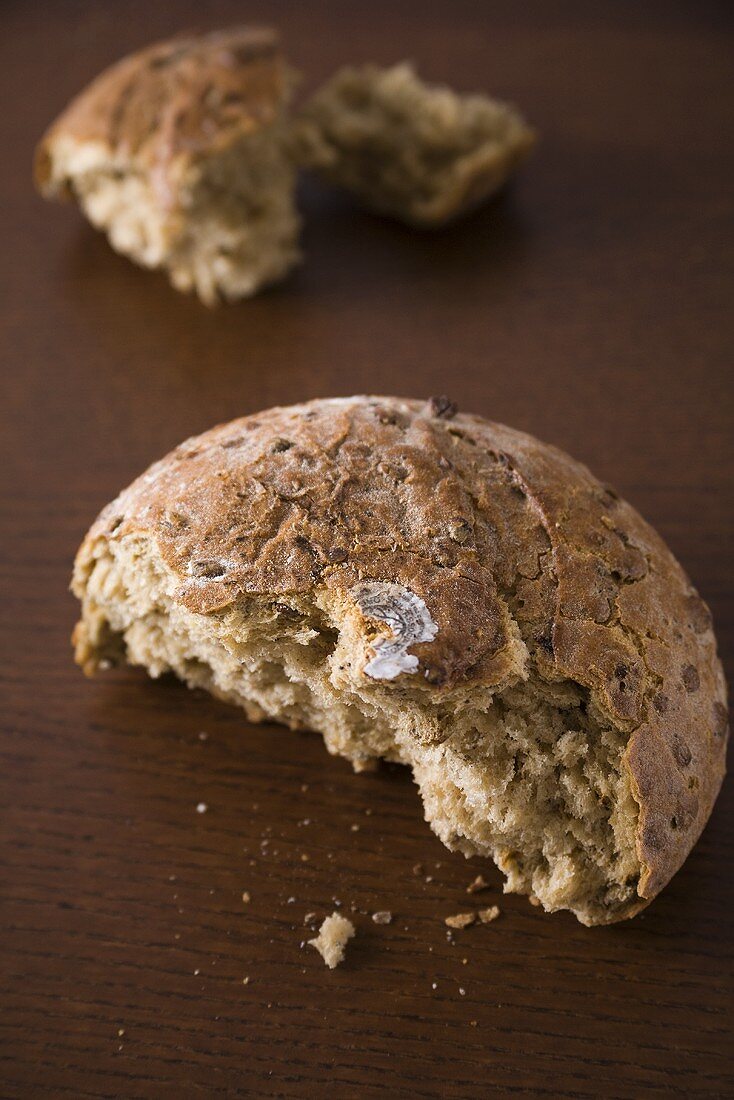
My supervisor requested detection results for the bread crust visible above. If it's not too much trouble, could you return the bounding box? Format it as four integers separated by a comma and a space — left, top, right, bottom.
73, 397, 728, 914
35, 26, 287, 209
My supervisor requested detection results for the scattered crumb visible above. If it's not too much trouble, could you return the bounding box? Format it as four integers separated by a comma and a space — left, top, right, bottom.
301, 784, 309, 792
478, 906, 501, 924
308, 912, 356, 969
350, 824, 360, 832
168, 875, 177, 882
287, 896, 296, 904
242, 976, 250, 985
529, 895, 541, 907
196, 802, 208, 814
459, 987, 466, 996
117, 1029, 125, 1037
174, 933, 180, 940
445, 912, 476, 930
371, 910, 393, 925
431, 982, 437, 990
304, 912, 317, 924
425, 875, 433, 883
470, 1020, 477, 1027
198, 731, 208, 741
466, 875, 489, 894
300, 853, 310, 861
364, 808, 372, 816
412, 863, 424, 876
242, 891, 251, 904
462, 958, 468, 965
193, 969, 200, 976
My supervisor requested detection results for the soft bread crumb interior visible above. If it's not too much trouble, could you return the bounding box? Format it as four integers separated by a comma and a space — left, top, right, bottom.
48, 128, 299, 304
294, 63, 534, 225
308, 913, 355, 968
74, 533, 640, 926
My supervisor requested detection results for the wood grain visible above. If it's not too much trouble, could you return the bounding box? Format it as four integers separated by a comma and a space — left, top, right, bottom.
1, 1, 732, 1096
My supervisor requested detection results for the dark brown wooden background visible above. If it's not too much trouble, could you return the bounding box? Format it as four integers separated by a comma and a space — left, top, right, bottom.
1, 2, 732, 1096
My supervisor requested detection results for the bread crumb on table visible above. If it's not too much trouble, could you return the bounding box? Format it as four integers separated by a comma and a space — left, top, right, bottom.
445, 912, 476, 930
241, 891, 251, 903
196, 802, 208, 814
466, 875, 489, 894
308, 912, 355, 969
371, 910, 393, 925
478, 906, 501, 923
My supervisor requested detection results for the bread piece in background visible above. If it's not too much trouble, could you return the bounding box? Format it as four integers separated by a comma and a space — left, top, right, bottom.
293, 63, 535, 226
35, 27, 300, 304
70, 396, 728, 926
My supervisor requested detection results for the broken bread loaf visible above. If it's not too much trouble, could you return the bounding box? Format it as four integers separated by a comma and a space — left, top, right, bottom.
293, 63, 535, 226
71, 396, 728, 925
35, 27, 300, 304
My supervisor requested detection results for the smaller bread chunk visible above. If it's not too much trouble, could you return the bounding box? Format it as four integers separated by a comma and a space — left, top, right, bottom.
308, 913, 355, 968
35, 27, 300, 304
293, 63, 535, 226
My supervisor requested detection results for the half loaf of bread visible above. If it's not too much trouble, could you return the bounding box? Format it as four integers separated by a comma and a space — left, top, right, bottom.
72, 397, 728, 924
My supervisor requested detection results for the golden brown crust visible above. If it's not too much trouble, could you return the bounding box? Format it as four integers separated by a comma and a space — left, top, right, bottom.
76, 396, 728, 909
35, 26, 287, 208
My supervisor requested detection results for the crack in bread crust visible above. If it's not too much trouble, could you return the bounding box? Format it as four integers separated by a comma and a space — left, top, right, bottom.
72, 397, 728, 922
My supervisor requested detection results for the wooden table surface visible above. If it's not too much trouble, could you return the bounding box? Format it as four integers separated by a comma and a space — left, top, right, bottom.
2, 2, 732, 1096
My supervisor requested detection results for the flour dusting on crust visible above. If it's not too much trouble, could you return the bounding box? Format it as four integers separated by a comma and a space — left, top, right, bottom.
352, 581, 438, 680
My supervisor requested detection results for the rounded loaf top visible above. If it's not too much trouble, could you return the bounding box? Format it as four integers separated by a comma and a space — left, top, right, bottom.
35, 26, 286, 204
